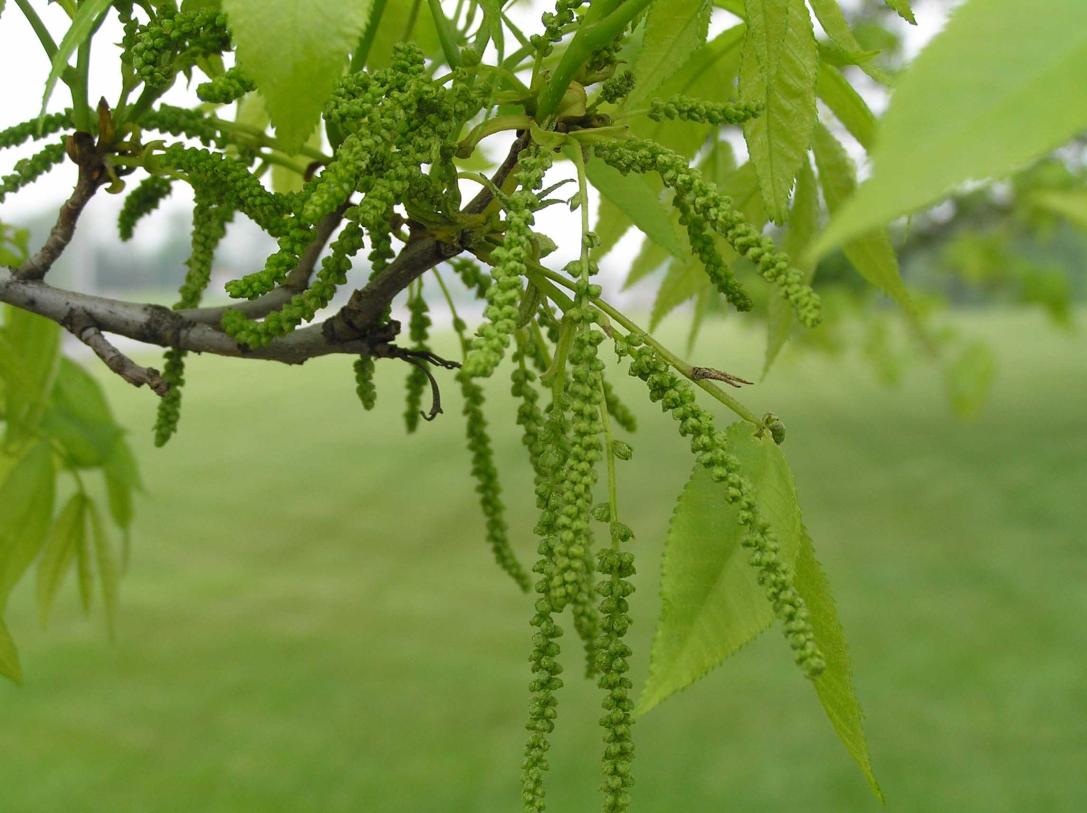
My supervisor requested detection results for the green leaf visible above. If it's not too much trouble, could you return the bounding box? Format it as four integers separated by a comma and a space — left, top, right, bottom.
794, 526, 883, 800
587, 158, 688, 259
882, 0, 916, 25
88, 501, 118, 639
103, 439, 140, 535
222, 0, 373, 152
475, 0, 504, 60
627, 0, 712, 111
39, 358, 123, 468
944, 341, 996, 421
810, 123, 913, 311
765, 155, 818, 375
650, 261, 709, 328
815, 61, 875, 150
739, 0, 818, 223
813, 0, 1087, 256
38, 0, 112, 123
2, 307, 61, 444
0, 442, 56, 610
425, 0, 462, 66
363, 1, 443, 68
0, 615, 21, 685
593, 193, 632, 260
808, 0, 890, 84
36, 493, 87, 626
639, 423, 804, 714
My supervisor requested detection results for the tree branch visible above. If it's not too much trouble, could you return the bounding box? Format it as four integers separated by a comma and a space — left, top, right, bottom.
0, 268, 397, 365
64, 309, 169, 395
17, 133, 105, 282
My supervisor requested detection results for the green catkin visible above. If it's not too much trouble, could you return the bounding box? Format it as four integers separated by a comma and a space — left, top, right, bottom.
403, 287, 431, 433
649, 96, 763, 126
459, 371, 532, 592
353, 356, 377, 410
463, 145, 554, 378
196, 67, 255, 104
0, 140, 66, 204
522, 392, 571, 813
599, 71, 635, 105
0, 111, 72, 150
674, 194, 753, 312
601, 378, 637, 434
118, 176, 173, 241
223, 218, 365, 348
512, 349, 549, 487
593, 139, 822, 327
157, 145, 288, 234
617, 333, 826, 677
139, 105, 230, 148
595, 536, 636, 812
154, 196, 231, 446
451, 257, 491, 299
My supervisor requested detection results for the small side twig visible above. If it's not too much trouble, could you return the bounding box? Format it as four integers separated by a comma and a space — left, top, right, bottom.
17, 132, 105, 282
64, 309, 169, 396
690, 366, 753, 388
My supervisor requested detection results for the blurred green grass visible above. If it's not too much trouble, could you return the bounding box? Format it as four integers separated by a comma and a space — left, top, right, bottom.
1, 309, 1084, 812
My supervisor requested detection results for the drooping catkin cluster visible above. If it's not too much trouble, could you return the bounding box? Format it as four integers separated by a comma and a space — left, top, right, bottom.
599, 71, 635, 105
118, 176, 173, 241
617, 333, 826, 677
154, 194, 231, 446
403, 286, 431, 433
214, 44, 489, 348
593, 138, 822, 327
463, 146, 554, 378
138, 105, 231, 148
649, 96, 763, 125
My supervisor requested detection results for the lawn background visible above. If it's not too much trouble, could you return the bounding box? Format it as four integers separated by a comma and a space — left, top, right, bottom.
2, 310, 1084, 812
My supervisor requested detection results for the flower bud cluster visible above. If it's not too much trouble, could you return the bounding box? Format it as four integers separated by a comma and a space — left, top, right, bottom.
196, 67, 255, 104
594, 139, 821, 327
649, 96, 763, 126
463, 145, 554, 378
122, 8, 230, 90
0, 141, 65, 205
616, 333, 825, 677
532, 0, 589, 55
599, 71, 635, 105
118, 176, 173, 241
